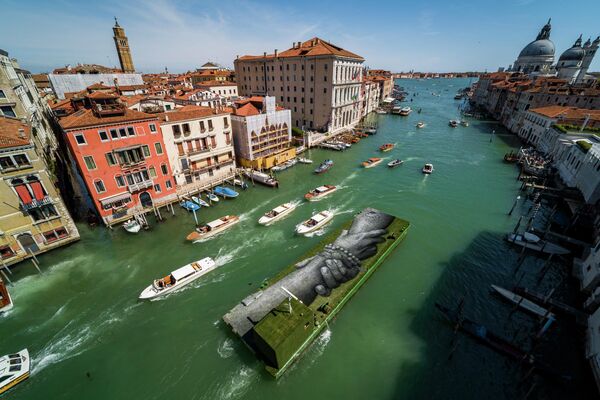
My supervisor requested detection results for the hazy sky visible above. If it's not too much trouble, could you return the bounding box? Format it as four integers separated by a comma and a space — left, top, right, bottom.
3, 0, 600, 74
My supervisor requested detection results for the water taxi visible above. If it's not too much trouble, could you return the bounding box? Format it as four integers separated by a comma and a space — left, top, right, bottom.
314, 159, 334, 174
296, 211, 334, 235
416, 122, 426, 129
186, 215, 240, 241
449, 120, 459, 128
139, 257, 217, 300
214, 186, 239, 198
123, 219, 141, 233
362, 158, 383, 168
245, 170, 279, 187
399, 107, 412, 116
0, 278, 12, 314
304, 185, 337, 201
388, 159, 404, 168
379, 143, 394, 152
422, 163, 434, 174
258, 203, 297, 225
0, 349, 30, 395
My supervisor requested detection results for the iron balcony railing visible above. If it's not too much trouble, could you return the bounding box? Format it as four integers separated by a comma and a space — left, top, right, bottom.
21, 196, 53, 211
127, 180, 154, 193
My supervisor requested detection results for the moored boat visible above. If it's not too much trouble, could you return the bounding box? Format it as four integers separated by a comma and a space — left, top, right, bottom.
416, 122, 425, 129
362, 158, 383, 168
214, 186, 239, 198
422, 163, 434, 174
232, 179, 249, 189
244, 170, 279, 187
207, 192, 219, 202
304, 185, 337, 201
192, 196, 210, 207
123, 219, 141, 233
491, 285, 555, 320
314, 159, 334, 174
0, 278, 13, 314
388, 159, 404, 168
0, 349, 30, 395
506, 232, 570, 255
296, 211, 334, 235
503, 152, 519, 163
379, 143, 394, 152
297, 157, 313, 164
258, 203, 297, 225
139, 257, 217, 300
399, 106, 412, 116
186, 215, 240, 241
272, 158, 298, 172
181, 200, 201, 211
375, 109, 387, 114
449, 120, 459, 127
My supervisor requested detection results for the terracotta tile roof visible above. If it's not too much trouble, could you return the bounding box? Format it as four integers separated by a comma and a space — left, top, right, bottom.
194, 80, 237, 87
531, 106, 600, 120
238, 37, 363, 61
0, 117, 31, 149
234, 103, 260, 116
118, 84, 147, 91
86, 91, 118, 99
59, 108, 157, 130
87, 83, 112, 90
120, 94, 147, 107
158, 106, 218, 123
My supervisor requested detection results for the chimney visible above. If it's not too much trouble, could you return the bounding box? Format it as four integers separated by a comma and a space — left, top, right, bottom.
18, 128, 25, 139
274, 49, 278, 57
264, 52, 267, 58
165, 115, 169, 122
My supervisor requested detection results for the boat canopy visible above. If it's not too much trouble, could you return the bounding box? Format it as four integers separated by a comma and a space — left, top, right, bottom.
311, 212, 328, 223
171, 265, 197, 281
207, 218, 228, 229
315, 186, 329, 192
273, 206, 287, 213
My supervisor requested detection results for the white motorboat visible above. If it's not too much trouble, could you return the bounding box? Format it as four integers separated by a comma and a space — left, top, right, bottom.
123, 219, 141, 233
232, 179, 249, 189
298, 157, 313, 164
449, 120, 459, 127
416, 122, 426, 129
192, 196, 210, 207
399, 107, 412, 116
296, 211, 334, 235
0, 349, 30, 395
139, 257, 217, 300
506, 232, 570, 255
0, 278, 13, 314
376, 109, 387, 114
422, 163, 434, 174
258, 202, 297, 225
244, 170, 279, 187
207, 192, 219, 203
491, 285, 555, 319
186, 215, 239, 241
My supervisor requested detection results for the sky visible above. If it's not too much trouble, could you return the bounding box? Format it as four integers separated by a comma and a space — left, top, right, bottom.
2, 0, 600, 74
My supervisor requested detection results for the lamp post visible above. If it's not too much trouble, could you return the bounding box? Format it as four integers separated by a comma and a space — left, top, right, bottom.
508, 195, 521, 216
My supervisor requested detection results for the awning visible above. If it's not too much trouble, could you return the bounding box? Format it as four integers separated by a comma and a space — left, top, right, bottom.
30, 181, 46, 201
15, 185, 33, 205
99, 192, 131, 206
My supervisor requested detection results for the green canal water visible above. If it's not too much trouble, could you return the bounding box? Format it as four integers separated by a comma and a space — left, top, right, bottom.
2, 79, 593, 399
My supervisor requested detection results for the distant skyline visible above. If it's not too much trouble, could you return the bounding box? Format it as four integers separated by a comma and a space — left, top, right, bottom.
3, 0, 600, 74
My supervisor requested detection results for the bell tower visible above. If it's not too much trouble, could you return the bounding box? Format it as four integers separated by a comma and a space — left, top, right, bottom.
113, 17, 135, 73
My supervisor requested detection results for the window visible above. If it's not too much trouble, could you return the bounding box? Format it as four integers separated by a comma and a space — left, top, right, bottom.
324, 88, 327, 94
200, 121, 206, 132
154, 184, 162, 193
110, 129, 118, 139
142, 145, 151, 157
208, 120, 214, 131
105, 153, 116, 166
127, 127, 135, 136
94, 180, 106, 193
183, 123, 190, 134
223, 117, 229, 128
115, 175, 125, 187
173, 125, 181, 136
165, 180, 172, 189
119, 128, 127, 138
99, 130, 109, 141
0, 90, 5, 99
74, 133, 86, 145
149, 123, 157, 133
83, 155, 96, 170
161, 164, 168, 175
0, 106, 16, 118
149, 166, 157, 178
0, 156, 16, 170
154, 142, 163, 155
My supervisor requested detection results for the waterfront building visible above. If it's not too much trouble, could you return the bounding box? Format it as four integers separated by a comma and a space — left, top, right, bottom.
229, 96, 294, 169
367, 70, 394, 99
361, 79, 381, 116
58, 92, 176, 225
0, 117, 79, 267
234, 38, 365, 134
113, 18, 135, 73
158, 106, 236, 191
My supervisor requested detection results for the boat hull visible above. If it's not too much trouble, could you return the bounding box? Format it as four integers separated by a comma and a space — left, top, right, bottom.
139, 258, 217, 300
186, 217, 240, 241
0, 349, 30, 395
258, 204, 296, 226
304, 187, 337, 201
296, 214, 334, 235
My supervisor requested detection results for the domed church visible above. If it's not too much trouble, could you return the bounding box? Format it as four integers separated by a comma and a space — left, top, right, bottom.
512, 19, 555, 75
556, 35, 599, 84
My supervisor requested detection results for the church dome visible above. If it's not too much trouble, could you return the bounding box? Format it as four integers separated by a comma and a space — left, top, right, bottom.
559, 46, 584, 61
519, 39, 555, 57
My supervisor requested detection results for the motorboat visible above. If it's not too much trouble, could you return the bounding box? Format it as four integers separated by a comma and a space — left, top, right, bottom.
364, 127, 377, 135
139, 257, 217, 300
506, 232, 570, 255
296, 211, 334, 235
362, 158, 383, 168
422, 163, 434, 174
449, 120, 459, 127
271, 158, 298, 172
399, 107, 412, 116
214, 186, 239, 198
304, 185, 337, 201
491, 285, 555, 320
503, 152, 519, 163
123, 219, 141, 233
232, 179, 249, 190
258, 203, 297, 225
388, 159, 404, 168
0, 349, 30, 395
181, 200, 200, 212
0, 278, 13, 314
192, 196, 210, 207
391, 106, 402, 115
244, 170, 279, 187
186, 215, 240, 241
416, 122, 426, 129
320, 142, 346, 151
376, 109, 387, 114
379, 143, 394, 152
207, 192, 219, 203
460, 120, 469, 127
314, 159, 334, 174
298, 157, 313, 164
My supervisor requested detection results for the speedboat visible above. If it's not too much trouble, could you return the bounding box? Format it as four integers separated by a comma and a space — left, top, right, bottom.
506, 232, 570, 255
244, 170, 279, 187
139, 257, 217, 300
314, 159, 334, 174
0, 278, 13, 314
296, 211, 334, 235
304, 185, 337, 201
491, 285, 555, 320
0, 349, 30, 395
399, 107, 412, 116
416, 122, 425, 129
123, 219, 141, 233
388, 159, 404, 168
232, 179, 249, 190
362, 158, 382, 168
258, 203, 297, 225
181, 200, 201, 212
422, 163, 434, 174
449, 120, 459, 127
207, 192, 219, 203
214, 186, 239, 198
298, 157, 313, 164
192, 196, 209, 207
186, 215, 239, 241
379, 143, 394, 152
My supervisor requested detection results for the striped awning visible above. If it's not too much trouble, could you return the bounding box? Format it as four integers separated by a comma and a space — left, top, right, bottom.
99, 192, 131, 206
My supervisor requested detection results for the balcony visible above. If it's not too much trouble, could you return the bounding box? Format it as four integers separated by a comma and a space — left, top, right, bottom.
21, 196, 53, 211
185, 159, 234, 174
119, 159, 146, 170
127, 180, 154, 193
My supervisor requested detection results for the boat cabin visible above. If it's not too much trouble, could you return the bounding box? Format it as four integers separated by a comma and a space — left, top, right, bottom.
306, 213, 327, 227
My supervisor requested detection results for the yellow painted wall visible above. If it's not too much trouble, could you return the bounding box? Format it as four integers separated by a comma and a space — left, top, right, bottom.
238, 147, 296, 170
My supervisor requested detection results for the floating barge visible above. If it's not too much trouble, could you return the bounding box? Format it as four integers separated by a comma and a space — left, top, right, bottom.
223, 208, 410, 378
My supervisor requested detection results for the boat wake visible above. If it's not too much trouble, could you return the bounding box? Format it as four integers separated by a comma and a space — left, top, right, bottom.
208, 365, 259, 400
338, 170, 359, 188
217, 338, 235, 359
402, 156, 420, 163
237, 198, 272, 222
